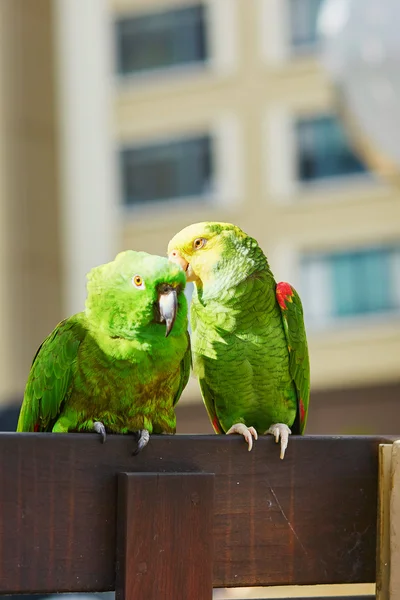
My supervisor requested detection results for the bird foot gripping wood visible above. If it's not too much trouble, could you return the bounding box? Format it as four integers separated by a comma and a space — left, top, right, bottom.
226, 423, 258, 451
93, 421, 107, 443
133, 429, 150, 456
265, 423, 291, 459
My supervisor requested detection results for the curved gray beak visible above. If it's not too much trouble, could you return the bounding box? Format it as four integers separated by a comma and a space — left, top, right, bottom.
158, 286, 178, 337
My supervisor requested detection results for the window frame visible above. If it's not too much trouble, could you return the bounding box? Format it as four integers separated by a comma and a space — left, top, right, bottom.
119, 133, 215, 207
265, 107, 376, 202
114, 4, 209, 79
294, 113, 367, 185
287, 0, 324, 55
117, 115, 244, 216
259, 0, 324, 65
299, 246, 400, 330
113, 0, 238, 87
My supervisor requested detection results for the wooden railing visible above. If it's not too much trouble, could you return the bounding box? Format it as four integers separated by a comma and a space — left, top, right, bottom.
0, 434, 398, 599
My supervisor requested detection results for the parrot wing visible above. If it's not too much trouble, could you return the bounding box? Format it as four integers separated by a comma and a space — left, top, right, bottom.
276, 282, 310, 434
199, 377, 225, 433
17, 318, 85, 432
172, 331, 192, 406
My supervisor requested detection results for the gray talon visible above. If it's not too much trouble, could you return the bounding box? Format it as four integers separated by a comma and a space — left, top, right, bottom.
94, 421, 107, 443
133, 429, 150, 455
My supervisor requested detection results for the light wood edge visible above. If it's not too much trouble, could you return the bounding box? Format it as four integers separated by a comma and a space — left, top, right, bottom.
390, 441, 400, 600
377, 444, 392, 600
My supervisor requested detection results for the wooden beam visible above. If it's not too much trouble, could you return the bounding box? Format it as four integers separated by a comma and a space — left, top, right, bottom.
0, 434, 396, 593
116, 472, 214, 600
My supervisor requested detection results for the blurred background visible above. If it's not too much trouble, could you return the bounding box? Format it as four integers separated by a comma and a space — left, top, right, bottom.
0, 0, 399, 598
0, 0, 399, 436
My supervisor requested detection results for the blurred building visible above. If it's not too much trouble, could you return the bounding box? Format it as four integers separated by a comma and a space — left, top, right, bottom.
0, 2, 62, 405
0, 0, 399, 434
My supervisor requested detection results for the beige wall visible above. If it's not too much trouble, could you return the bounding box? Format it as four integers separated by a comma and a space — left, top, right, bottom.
0, 1, 61, 404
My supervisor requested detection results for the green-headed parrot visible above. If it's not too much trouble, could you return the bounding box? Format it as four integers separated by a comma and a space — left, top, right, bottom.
168, 222, 310, 459
17, 250, 190, 454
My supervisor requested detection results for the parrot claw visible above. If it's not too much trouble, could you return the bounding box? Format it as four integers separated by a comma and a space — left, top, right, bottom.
93, 421, 107, 443
226, 423, 258, 451
133, 429, 150, 456
265, 423, 291, 459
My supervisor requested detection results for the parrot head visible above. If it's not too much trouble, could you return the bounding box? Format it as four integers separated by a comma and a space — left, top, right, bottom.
85, 250, 187, 339
168, 222, 264, 292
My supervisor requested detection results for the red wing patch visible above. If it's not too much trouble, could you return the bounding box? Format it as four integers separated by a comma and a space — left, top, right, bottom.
299, 398, 306, 426
276, 282, 293, 310
34, 423, 40, 432
212, 415, 223, 434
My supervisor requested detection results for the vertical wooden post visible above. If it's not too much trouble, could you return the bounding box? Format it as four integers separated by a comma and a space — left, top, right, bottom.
377, 441, 400, 600
116, 472, 214, 600
390, 441, 400, 600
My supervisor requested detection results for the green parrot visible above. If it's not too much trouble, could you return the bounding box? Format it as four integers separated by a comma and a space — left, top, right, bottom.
168, 222, 310, 459
17, 250, 190, 454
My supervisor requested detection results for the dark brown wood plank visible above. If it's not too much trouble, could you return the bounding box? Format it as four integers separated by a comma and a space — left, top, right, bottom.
0, 434, 396, 593
116, 472, 214, 600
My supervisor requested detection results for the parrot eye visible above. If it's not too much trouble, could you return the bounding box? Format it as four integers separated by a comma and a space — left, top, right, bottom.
132, 275, 145, 289
193, 238, 206, 250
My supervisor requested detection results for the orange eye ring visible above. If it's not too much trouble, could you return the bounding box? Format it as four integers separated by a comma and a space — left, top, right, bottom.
193, 238, 206, 250
133, 275, 143, 287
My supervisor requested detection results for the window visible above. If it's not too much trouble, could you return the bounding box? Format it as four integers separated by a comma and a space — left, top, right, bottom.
116, 5, 207, 76
301, 247, 400, 326
120, 135, 213, 205
295, 115, 366, 182
289, 0, 323, 50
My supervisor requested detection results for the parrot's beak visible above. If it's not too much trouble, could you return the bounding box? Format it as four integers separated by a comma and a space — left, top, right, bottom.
158, 285, 178, 337
168, 250, 198, 282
